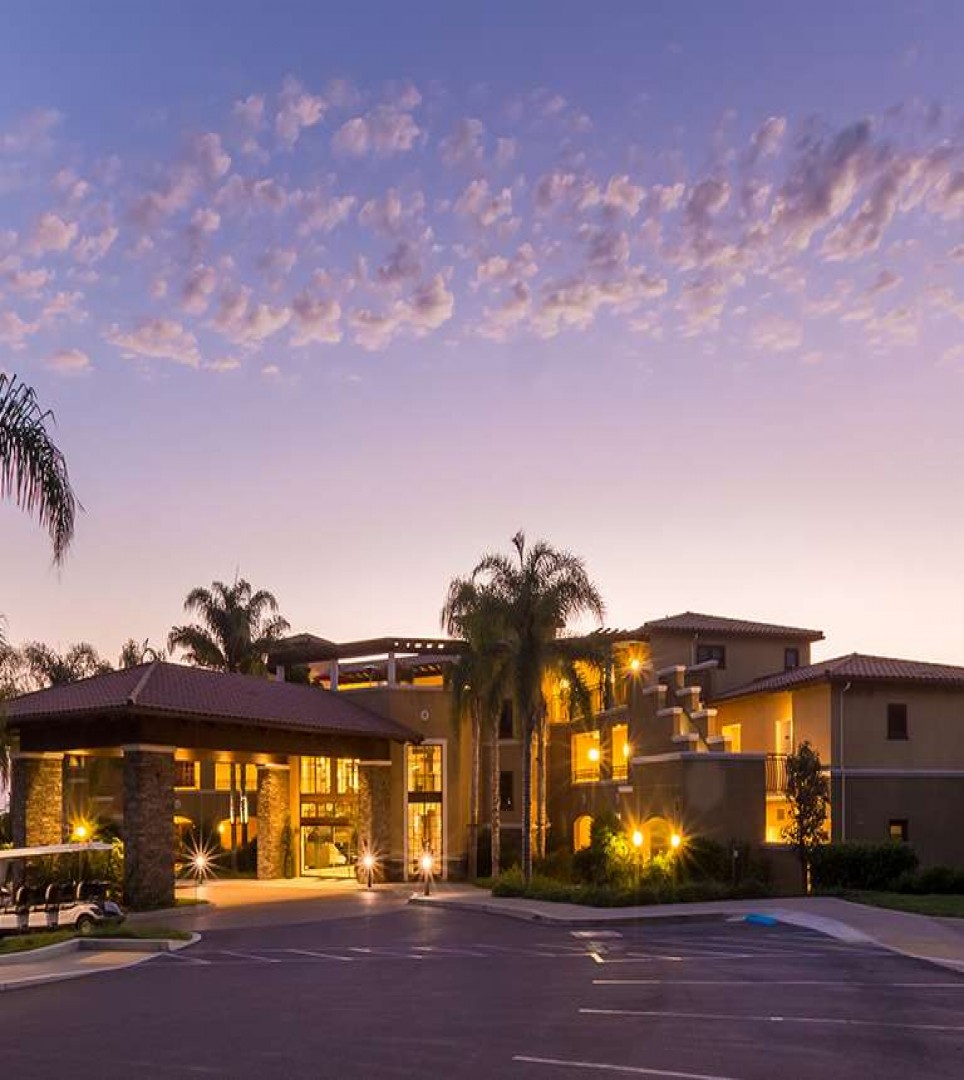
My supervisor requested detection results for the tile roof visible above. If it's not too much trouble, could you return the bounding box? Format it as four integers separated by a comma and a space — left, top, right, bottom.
716, 653, 964, 700
642, 611, 824, 642
3, 662, 418, 741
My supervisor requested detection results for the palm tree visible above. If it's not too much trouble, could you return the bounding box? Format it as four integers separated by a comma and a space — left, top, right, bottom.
468, 532, 604, 882
0, 373, 78, 563
118, 638, 167, 668
167, 577, 290, 674
441, 576, 511, 879
20, 641, 113, 687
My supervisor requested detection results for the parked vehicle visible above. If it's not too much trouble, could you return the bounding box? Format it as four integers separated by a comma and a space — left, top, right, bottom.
0, 843, 125, 935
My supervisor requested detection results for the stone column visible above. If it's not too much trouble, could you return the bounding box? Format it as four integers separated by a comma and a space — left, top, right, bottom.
359, 762, 393, 873
257, 764, 291, 879
10, 753, 64, 847
122, 746, 175, 910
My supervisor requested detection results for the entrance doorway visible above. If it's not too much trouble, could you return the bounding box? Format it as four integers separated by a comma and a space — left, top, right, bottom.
301, 823, 355, 878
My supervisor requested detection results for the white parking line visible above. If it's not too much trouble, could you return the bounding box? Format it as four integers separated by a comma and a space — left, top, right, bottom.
218, 950, 281, 964
593, 979, 964, 988
580, 1007, 964, 1034
287, 949, 355, 962
512, 1054, 741, 1079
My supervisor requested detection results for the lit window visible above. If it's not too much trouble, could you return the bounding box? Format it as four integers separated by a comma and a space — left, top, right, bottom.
174, 760, 199, 789
337, 758, 359, 794
572, 731, 601, 783
889, 819, 909, 842
612, 724, 629, 781
408, 745, 442, 793
721, 723, 742, 753
300, 756, 332, 795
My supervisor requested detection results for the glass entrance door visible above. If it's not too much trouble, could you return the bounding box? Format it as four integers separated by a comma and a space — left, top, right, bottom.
301, 823, 355, 878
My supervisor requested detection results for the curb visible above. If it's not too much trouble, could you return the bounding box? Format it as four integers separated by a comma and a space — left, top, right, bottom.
409, 894, 873, 943
0, 931, 201, 992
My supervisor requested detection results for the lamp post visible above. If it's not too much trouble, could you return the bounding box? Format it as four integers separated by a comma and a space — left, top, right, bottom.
670, 831, 682, 888
631, 829, 643, 892
361, 851, 376, 890
420, 850, 434, 896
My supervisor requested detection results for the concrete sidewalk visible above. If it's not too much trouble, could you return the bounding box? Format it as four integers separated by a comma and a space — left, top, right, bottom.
410, 886, 964, 973
0, 934, 197, 992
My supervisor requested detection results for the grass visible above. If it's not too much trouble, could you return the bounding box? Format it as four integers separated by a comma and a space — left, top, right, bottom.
0, 929, 76, 956
0, 923, 192, 956
839, 891, 964, 918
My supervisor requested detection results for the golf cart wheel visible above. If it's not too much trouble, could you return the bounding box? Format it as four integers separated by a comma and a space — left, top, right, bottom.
75, 914, 96, 935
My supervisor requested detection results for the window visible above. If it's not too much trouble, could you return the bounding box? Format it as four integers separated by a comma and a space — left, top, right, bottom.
300, 756, 332, 795
336, 758, 359, 794
784, 647, 800, 670
174, 760, 198, 789
407, 744, 444, 875
695, 644, 726, 670
499, 771, 514, 811
499, 699, 514, 740
215, 762, 259, 791
721, 722, 742, 753
573, 814, 592, 851
887, 703, 908, 740
889, 819, 909, 842
408, 744, 442, 793
571, 731, 601, 783
611, 723, 630, 781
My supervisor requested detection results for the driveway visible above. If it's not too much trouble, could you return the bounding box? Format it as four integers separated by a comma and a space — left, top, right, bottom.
2, 907, 963, 1078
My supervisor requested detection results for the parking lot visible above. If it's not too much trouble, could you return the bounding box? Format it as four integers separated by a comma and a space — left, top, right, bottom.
2, 908, 963, 1078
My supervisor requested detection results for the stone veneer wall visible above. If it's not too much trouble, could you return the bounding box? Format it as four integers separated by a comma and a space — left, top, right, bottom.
10, 754, 64, 847
123, 748, 175, 910
257, 765, 291, 879
358, 763, 393, 875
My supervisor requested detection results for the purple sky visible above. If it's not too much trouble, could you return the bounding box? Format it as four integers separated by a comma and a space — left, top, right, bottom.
1, 2, 964, 665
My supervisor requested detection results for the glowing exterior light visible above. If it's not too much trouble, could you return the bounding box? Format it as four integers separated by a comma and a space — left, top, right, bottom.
361, 851, 376, 889
670, 832, 682, 850
420, 850, 434, 896
587, 746, 600, 763
71, 822, 90, 842
632, 829, 643, 849
629, 658, 641, 673
623, 742, 631, 758
559, 678, 570, 690
192, 851, 209, 874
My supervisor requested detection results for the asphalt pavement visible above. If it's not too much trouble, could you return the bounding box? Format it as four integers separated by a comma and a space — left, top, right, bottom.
1, 906, 963, 1078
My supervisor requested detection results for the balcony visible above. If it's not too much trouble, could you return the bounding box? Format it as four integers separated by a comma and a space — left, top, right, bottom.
571, 765, 601, 785
766, 753, 788, 795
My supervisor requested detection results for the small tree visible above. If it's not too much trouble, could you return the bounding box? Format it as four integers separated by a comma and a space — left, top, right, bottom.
782, 740, 830, 893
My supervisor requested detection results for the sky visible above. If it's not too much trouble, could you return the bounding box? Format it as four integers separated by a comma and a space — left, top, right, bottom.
1, 1, 964, 665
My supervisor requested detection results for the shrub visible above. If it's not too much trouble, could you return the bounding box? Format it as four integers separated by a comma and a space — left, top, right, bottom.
895, 865, 964, 895
571, 811, 634, 887
811, 841, 919, 891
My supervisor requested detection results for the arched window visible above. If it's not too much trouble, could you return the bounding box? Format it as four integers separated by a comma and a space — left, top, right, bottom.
573, 814, 593, 851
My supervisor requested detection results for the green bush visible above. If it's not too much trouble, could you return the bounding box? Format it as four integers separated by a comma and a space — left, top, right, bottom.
895, 865, 964, 895
811, 841, 919, 891
490, 869, 772, 907
571, 811, 634, 887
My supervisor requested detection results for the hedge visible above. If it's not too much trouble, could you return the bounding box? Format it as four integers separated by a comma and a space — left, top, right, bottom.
810, 842, 919, 891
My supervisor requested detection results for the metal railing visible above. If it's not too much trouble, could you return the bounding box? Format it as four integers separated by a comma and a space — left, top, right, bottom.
766, 753, 788, 794
571, 765, 601, 785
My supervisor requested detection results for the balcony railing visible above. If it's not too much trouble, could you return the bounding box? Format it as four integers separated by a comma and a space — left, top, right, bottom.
766, 753, 788, 795
571, 766, 601, 785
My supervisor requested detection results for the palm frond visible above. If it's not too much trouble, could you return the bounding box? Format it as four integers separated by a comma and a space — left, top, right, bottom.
0, 373, 78, 563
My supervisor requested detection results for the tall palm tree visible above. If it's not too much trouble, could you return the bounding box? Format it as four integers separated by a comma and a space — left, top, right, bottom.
441, 576, 511, 879
20, 641, 112, 687
0, 373, 78, 563
167, 577, 290, 674
469, 532, 604, 882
